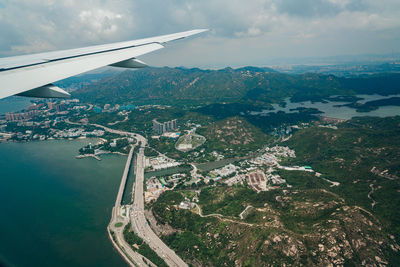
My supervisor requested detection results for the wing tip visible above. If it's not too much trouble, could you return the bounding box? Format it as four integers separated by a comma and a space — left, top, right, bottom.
161, 29, 209, 43
189, 29, 210, 35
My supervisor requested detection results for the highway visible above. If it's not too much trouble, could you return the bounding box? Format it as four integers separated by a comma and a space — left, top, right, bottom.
68, 119, 184, 266
108, 145, 151, 267
131, 146, 188, 267
91, 123, 147, 144
65, 119, 147, 145
108, 208, 149, 267
64, 120, 178, 266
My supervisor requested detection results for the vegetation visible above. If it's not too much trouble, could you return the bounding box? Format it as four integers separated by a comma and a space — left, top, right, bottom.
195, 103, 267, 120
197, 116, 272, 156
340, 96, 400, 112
79, 144, 94, 155
284, 116, 400, 240
148, 136, 185, 159
245, 109, 319, 133
145, 116, 400, 266
7, 65, 400, 266
152, 186, 398, 266
276, 170, 331, 190
88, 105, 187, 136
340, 73, 400, 95
114, 222, 123, 228
103, 138, 130, 153
123, 223, 168, 267
196, 103, 322, 133
198, 186, 269, 217
144, 147, 159, 157
73, 67, 400, 106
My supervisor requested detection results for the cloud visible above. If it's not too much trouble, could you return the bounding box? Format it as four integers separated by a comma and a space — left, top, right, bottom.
0, 0, 137, 53
276, 0, 367, 17
0, 0, 399, 67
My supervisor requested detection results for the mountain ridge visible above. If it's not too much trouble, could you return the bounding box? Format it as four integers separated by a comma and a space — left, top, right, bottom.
72, 67, 400, 105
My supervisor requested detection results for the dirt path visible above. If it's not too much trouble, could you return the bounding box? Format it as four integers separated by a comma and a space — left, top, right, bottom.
108, 115, 129, 126
195, 204, 255, 227
368, 183, 378, 209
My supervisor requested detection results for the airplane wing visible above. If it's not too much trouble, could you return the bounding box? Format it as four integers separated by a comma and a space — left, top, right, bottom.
0, 29, 208, 99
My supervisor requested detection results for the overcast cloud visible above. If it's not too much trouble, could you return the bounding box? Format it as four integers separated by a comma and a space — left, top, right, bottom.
0, 0, 399, 67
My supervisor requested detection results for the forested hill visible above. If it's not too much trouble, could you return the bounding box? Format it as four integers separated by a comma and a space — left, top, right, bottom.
72, 67, 400, 105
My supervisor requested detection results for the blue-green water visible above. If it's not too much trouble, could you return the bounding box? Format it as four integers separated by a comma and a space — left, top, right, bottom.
0, 140, 127, 267
251, 94, 400, 119
0, 97, 31, 114
144, 166, 192, 179
121, 161, 135, 206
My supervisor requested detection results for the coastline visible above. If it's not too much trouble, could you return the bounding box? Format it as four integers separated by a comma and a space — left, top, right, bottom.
76, 154, 101, 161
106, 211, 137, 267
75, 151, 128, 161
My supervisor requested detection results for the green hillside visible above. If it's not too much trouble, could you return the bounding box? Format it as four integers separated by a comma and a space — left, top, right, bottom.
149, 116, 400, 266
72, 67, 400, 105
284, 116, 400, 240
198, 116, 271, 156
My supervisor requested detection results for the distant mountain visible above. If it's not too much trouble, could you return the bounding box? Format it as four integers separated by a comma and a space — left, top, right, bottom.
341, 73, 400, 95
235, 66, 277, 73
72, 67, 400, 105
277, 62, 400, 77
55, 69, 123, 92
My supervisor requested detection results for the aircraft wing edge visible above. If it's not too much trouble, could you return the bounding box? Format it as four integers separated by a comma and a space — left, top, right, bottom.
0, 43, 164, 99
0, 29, 208, 99
0, 29, 208, 71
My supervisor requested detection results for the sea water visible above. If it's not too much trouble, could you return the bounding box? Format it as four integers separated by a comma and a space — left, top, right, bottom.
0, 139, 127, 267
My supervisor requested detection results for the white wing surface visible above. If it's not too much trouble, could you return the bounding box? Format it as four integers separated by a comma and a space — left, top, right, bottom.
0, 29, 208, 99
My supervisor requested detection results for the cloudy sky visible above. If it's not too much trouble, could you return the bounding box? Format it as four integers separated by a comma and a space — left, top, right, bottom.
0, 0, 399, 68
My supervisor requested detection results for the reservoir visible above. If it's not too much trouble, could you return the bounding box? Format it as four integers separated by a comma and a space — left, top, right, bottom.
0, 139, 127, 267
251, 94, 400, 119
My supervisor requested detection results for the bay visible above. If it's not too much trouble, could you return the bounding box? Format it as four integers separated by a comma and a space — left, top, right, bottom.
0, 139, 127, 267
0, 97, 31, 115
251, 94, 400, 119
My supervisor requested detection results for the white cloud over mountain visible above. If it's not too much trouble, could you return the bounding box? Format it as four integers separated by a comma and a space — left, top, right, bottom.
0, 0, 399, 67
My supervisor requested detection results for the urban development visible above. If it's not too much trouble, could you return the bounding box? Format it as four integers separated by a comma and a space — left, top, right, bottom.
1, 76, 400, 266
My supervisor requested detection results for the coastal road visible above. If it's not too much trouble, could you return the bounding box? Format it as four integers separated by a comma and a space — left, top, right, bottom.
108, 146, 151, 267
108, 209, 149, 267
91, 124, 147, 145
66, 119, 182, 265
64, 119, 147, 146
131, 146, 188, 267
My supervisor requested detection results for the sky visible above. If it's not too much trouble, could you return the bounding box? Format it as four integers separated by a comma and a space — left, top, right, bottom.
0, 0, 399, 68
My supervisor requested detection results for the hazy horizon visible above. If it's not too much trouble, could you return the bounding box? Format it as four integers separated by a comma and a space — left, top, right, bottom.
0, 1, 400, 68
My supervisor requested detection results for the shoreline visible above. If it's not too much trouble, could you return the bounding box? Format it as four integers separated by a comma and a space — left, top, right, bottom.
106, 215, 137, 267
75, 151, 129, 161
76, 154, 101, 161
0, 138, 130, 160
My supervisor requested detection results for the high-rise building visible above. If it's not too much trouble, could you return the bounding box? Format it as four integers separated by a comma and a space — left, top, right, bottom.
55, 103, 66, 112
152, 119, 178, 134
5, 110, 38, 121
